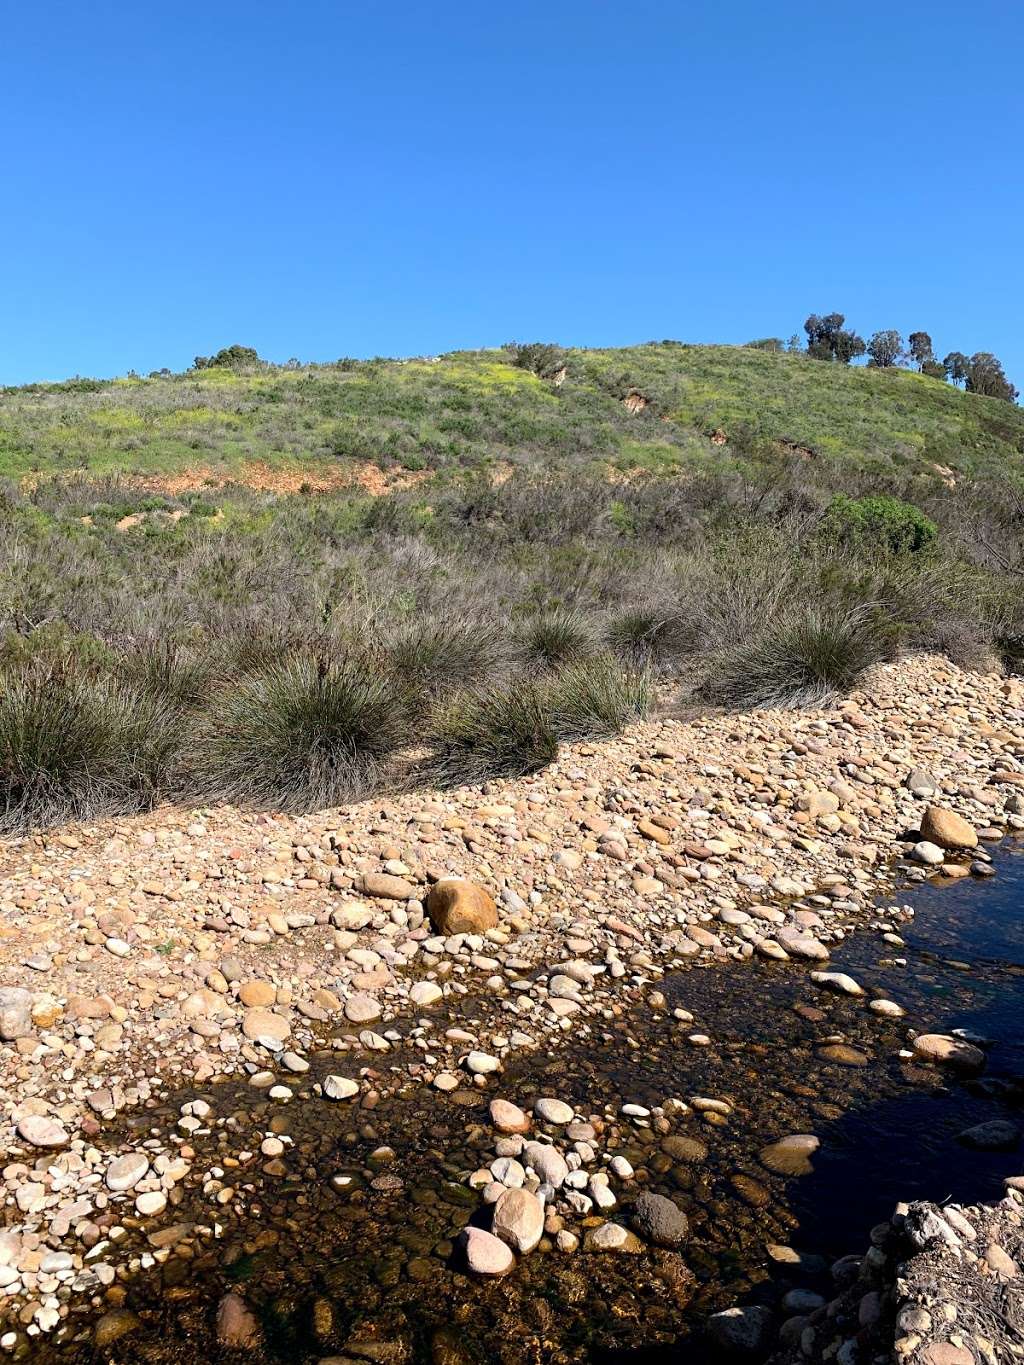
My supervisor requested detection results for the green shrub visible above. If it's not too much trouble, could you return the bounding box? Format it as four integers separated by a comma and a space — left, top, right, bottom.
196, 653, 413, 811
0, 667, 181, 832
820, 494, 938, 554
550, 656, 650, 739
426, 677, 559, 782
702, 606, 890, 709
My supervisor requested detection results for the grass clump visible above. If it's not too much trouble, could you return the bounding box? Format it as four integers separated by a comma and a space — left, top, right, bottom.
702, 606, 890, 710
517, 608, 596, 668
550, 656, 650, 739
385, 617, 508, 696
426, 678, 559, 782
195, 653, 412, 812
0, 667, 180, 833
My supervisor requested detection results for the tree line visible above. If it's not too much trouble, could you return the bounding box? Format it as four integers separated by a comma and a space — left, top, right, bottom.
749, 315, 1017, 402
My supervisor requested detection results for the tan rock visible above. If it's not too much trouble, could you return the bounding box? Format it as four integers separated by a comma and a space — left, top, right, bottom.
490, 1099, 531, 1134
919, 806, 978, 850
358, 872, 417, 900
492, 1187, 544, 1253
426, 878, 498, 935
241, 1008, 290, 1043
912, 1033, 985, 1071
239, 980, 276, 1007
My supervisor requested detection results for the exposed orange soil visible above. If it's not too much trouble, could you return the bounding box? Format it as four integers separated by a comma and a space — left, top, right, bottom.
129, 459, 433, 496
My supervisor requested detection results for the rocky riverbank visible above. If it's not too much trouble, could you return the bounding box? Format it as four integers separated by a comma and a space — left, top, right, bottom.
1, 652, 1023, 1351
766, 1181, 1024, 1365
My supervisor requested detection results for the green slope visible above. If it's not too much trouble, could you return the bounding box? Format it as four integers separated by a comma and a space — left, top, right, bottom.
1, 343, 1021, 482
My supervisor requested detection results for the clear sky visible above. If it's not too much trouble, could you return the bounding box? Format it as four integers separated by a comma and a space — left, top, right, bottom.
2, 1, 1021, 387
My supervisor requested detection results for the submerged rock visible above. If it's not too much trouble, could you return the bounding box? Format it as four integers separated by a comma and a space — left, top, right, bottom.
459, 1226, 515, 1277
630, 1191, 688, 1247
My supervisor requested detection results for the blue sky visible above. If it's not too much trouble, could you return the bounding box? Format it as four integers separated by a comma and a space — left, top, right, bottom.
2, 1, 1021, 387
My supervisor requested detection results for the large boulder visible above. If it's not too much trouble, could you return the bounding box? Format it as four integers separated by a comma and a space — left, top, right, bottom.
427, 878, 498, 935
919, 806, 978, 851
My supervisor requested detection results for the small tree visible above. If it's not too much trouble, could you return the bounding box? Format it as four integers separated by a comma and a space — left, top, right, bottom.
867, 330, 904, 368
943, 351, 970, 386
921, 359, 946, 380
192, 344, 262, 371
502, 342, 567, 380
908, 332, 934, 368
805, 312, 865, 364
832, 330, 866, 364
965, 353, 1019, 402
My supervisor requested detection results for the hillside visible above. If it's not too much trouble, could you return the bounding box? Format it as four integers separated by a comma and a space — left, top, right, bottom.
1, 343, 1022, 486
1, 339, 1024, 836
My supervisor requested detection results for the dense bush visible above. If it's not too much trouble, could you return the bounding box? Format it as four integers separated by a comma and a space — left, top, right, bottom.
820, 494, 938, 554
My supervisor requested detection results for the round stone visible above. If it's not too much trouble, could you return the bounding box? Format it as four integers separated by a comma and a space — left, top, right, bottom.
492, 1187, 544, 1253
534, 1097, 574, 1125
106, 1152, 150, 1192
630, 1191, 689, 1247
460, 1226, 514, 1277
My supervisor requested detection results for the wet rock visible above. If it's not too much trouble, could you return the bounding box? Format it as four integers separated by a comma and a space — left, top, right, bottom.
913, 841, 945, 866
912, 1034, 985, 1071
492, 1187, 544, 1253
490, 1099, 530, 1134
630, 1191, 688, 1247
958, 1119, 1020, 1150
94, 1310, 142, 1347
426, 878, 498, 934
534, 1097, 574, 1125
344, 993, 382, 1024
584, 1223, 643, 1253
324, 1075, 359, 1100
106, 1152, 150, 1192
706, 1305, 773, 1355
523, 1141, 569, 1188
662, 1135, 708, 1162
810, 970, 863, 996
17, 1114, 68, 1148
216, 1292, 262, 1348
920, 806, 978, 851
459, 1226, 514, 1276
759, 1134, 819, 1176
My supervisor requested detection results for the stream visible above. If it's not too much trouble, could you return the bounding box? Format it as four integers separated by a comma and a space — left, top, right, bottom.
16, 844, 1024, 1364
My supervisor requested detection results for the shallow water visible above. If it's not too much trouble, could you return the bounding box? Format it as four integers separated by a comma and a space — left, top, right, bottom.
19, 847, 1024, 1363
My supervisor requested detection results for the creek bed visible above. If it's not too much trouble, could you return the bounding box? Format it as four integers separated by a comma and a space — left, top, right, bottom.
18, 847, 1024, 1364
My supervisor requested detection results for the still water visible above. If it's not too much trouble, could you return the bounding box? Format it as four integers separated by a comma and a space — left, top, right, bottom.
21, 847, 1024, 1363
